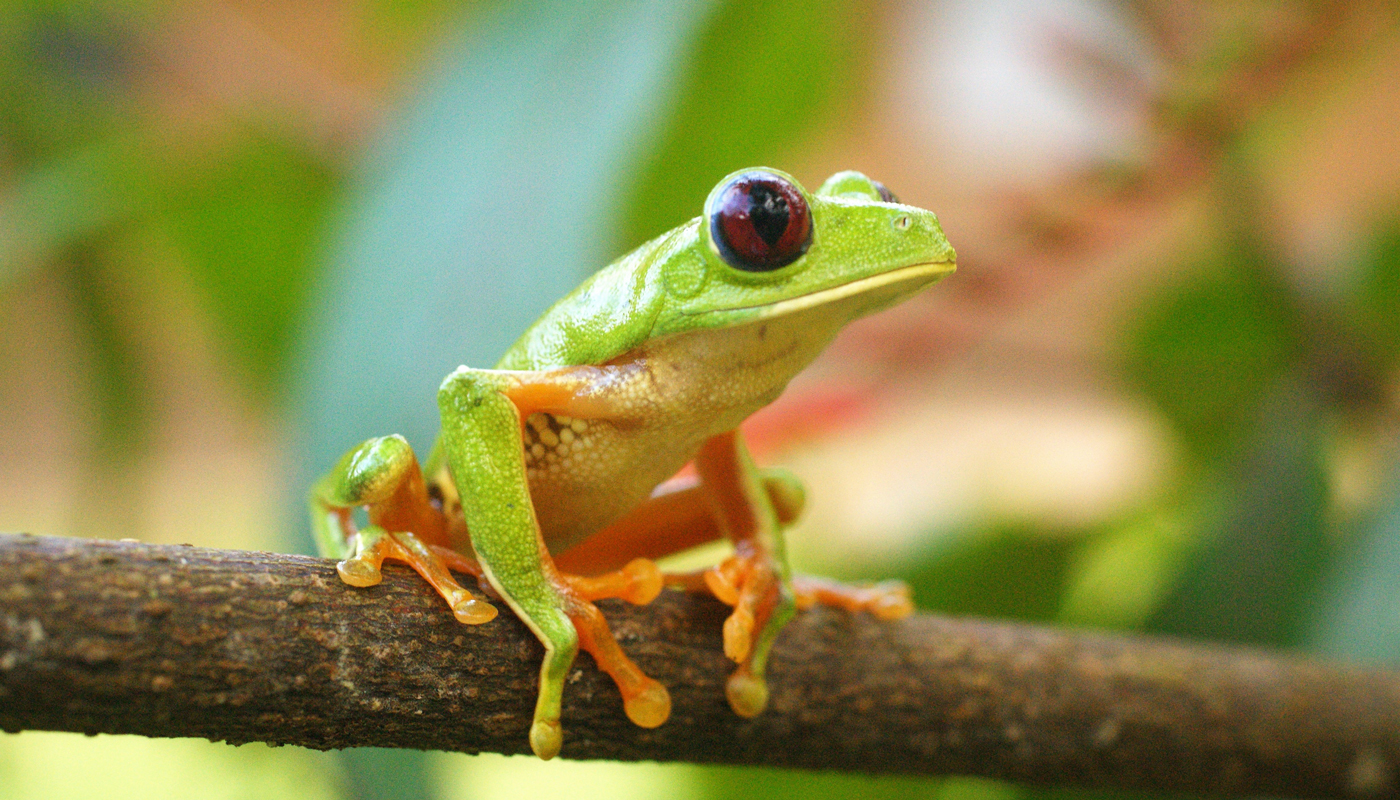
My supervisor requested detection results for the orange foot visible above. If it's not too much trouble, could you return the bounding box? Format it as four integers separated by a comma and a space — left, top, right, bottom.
562, 558, 671, 728
675, 541, 794, 718
670, 546, 914, 718
791, 575, 914, 620
336, 527, 497, 624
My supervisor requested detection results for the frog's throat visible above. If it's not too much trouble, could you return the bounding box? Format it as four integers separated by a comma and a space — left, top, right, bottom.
688, 260, 955, 324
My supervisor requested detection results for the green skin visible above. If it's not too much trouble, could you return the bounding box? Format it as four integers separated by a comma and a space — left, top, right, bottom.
311, 168, 955, 759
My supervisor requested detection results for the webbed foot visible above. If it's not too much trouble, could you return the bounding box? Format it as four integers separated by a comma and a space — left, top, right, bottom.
792, 575, 914, 620
338, 526, 497, 624
561, 558, 671, 730
694, 540, 796, 718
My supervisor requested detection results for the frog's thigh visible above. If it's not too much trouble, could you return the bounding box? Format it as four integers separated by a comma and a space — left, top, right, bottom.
554, 468, 807, 575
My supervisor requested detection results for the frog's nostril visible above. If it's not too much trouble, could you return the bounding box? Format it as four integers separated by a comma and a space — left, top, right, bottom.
893, 215, 911, 231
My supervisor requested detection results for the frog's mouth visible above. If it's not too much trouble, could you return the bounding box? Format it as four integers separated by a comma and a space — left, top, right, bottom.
686, 260, 955, 330
672, 260, 956, 335
752, 260, 955, 320
651, 259, 955, 383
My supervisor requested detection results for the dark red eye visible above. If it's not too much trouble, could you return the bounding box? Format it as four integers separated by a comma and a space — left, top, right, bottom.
707, 171, 812, 272
872, 180, 899, 204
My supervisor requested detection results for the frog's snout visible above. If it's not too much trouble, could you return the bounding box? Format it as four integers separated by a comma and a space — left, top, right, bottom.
895, 208, 955, 268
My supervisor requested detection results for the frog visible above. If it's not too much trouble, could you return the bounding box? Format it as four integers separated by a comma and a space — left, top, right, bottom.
310, 167, 955, 759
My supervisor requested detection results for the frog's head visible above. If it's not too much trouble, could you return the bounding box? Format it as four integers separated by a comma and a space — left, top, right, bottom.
497, 167, 955, 370
651, 167, 955, 338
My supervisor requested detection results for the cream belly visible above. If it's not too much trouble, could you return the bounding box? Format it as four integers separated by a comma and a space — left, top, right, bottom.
524, 410, 719, 550
516, 264, 952, 551
522, 312, 842, 551
480, 262, 952, 554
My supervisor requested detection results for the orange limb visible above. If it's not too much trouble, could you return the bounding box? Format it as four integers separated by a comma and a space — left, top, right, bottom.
555, 471, 804, 576
791, 575, 914, 620
692, 431, 790, 675
566, 599, 670, 728
554, 478, 718, 574
339, 528, 497, 625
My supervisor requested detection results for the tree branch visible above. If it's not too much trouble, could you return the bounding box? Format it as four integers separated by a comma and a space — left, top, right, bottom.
1, 533, 1397, 797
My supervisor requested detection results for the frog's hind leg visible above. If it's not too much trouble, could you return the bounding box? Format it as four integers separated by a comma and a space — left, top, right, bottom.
437, 364, 674, 759
309, 434, 497, 625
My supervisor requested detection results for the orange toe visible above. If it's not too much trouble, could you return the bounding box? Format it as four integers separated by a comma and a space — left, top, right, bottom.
564, 557, 664, 605
623, 677, 672, 728
566, 586, 672, 730
726, 666, 768, 718
791, 575, 914, 620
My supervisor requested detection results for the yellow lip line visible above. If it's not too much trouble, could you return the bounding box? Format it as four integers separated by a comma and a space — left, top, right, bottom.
687, 260, 956, 319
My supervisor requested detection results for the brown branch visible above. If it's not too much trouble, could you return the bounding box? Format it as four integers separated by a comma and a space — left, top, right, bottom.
1, 532, 1397, 798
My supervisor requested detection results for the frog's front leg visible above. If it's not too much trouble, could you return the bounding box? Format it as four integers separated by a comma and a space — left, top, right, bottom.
686, 430, 799, 716
310, 435, 499, 625
436, 365, 670, 760
685, 431, 914, 717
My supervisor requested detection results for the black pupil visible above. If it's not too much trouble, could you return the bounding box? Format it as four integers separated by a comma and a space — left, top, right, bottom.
707, 170, 811, 272
748, 183, 790, 247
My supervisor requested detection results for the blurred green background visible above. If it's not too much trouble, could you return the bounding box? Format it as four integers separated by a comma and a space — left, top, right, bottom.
4, 1, 1400, 798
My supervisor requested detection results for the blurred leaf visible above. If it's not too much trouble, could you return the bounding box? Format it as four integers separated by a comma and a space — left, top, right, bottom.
64, 238, 150, 456
1, 129, 334, 402
1058, 510, 1195, 631
153, 134, 336, 401
1348, 216, 1400, 365
617, 0, 865, 249
903, 524, 1085, 622
691, 763, 948, 800
1148, 378, 1332, 647
0, 136, 131, 288
0, 5, 147, 291
0, 4, 142, 162
1122, 236, 1301, 463
1308, 468, 1400, 664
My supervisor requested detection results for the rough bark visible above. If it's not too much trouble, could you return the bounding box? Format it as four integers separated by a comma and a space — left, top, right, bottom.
1, 532, 1397, 798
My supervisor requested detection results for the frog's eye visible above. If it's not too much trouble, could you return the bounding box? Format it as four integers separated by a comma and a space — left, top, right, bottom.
872, 180, 899, 204
707, 171, 812, 272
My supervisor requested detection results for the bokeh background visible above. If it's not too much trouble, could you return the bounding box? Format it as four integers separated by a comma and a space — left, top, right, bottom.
4, 1, 1400, 798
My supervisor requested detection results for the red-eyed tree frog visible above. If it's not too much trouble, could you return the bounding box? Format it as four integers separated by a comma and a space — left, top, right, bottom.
310, 167, 956, 759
